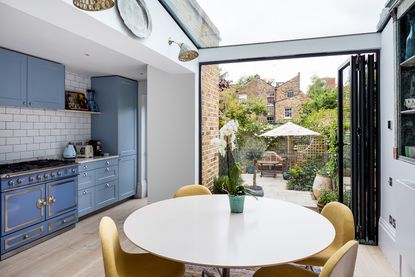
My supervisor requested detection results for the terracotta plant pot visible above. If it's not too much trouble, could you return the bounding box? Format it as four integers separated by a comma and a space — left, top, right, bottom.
228, 195, 245, 213
312, 175, 332, 199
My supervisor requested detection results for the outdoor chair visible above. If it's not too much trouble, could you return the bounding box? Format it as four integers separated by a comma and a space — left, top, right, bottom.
99, 216, 185, 277
257, 151, 285, 178
253, 240, 358, 277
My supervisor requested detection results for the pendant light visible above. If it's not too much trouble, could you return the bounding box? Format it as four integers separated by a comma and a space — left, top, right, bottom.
168, 38, 199, 62
73, 0, 114, 11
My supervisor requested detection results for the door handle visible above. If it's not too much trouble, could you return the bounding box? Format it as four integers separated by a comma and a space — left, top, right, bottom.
36, 199, 47, 209
48, 195, 56, 205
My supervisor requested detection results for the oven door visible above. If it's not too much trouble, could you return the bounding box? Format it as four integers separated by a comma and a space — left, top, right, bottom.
46, 177, 77, 219
1, 184, 46, 236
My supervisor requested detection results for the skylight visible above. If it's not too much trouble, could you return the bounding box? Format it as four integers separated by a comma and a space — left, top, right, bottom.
159, 0, 386, 48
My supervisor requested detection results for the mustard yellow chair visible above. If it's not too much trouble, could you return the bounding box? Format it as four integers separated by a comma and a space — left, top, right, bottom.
99, 216, 185, 277
174, 184, 212, 197
296, 202, 355, 267
253, 240, 359, 277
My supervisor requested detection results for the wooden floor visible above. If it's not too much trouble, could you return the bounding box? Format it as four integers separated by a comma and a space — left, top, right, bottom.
0, 198, 398, 277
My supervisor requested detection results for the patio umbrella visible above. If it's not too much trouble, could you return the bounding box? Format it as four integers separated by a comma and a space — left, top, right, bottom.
259, 122, 320, 168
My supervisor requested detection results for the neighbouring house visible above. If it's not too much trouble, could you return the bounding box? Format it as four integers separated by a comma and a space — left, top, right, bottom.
320, 77, 336, 89
274, 73, 309, 123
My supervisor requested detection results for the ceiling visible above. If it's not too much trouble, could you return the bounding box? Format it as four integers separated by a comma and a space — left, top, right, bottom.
0, 3, 147, 80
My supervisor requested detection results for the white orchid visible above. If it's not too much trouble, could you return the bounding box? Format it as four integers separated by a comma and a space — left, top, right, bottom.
212, 120, 239, 156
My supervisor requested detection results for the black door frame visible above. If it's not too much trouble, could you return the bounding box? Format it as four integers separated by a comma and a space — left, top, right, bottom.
199, 49, 381, 244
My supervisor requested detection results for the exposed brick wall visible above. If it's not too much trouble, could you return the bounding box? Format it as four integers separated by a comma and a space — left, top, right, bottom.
201, 65, 220, 188
274, 73, 309, 123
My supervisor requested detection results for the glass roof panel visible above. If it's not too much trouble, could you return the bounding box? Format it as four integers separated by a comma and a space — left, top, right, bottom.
159, 0, 386, 48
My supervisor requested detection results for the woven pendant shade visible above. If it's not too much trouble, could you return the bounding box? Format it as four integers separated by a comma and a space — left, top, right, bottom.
73, 0, 114, 11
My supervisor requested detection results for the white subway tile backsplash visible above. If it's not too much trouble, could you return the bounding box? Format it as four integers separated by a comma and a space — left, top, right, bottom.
0, 70, 91, 163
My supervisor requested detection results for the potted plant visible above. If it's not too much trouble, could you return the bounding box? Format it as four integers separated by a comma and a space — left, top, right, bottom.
317, 189, 337, 213
312, 162, 333, 199
240, 136, 267, 197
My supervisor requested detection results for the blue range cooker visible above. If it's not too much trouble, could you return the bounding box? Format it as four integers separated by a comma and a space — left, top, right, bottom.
0, 159, 78, 260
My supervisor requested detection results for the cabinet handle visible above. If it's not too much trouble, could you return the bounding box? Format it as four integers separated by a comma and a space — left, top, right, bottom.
83, 173, 87, 177
106, 161, 110, 165
83, 165, 88, 169
48, 195, 56, 205
23, 234, 29, 240
62, 219, 67, 224
36, 199, 46, 209
83, 190, 87, 195
23, 101, 26, 105
105, 183, 110, 188
28, 102, 32, 106
105, 167, 110, 172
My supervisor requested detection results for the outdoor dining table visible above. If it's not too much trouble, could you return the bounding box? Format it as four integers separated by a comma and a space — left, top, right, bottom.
124, 195, 335, 277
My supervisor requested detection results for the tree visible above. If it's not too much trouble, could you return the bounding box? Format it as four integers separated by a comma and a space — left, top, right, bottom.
236, 75, 256, 86
302, 75, 337, 117
240, 137, 267, 187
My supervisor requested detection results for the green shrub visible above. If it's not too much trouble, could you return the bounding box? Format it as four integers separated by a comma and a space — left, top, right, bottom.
318, 189, 338, 205
287, 159, 325, 191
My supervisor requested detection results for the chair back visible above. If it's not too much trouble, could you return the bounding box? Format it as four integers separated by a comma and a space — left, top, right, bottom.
320, 240, 359, 277
260, 151, 283, 163
99, 216, 123, 277
175, 184, 212, 197
321, 202, 355, 249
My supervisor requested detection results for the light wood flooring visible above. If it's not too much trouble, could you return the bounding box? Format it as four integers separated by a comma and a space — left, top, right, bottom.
0, 198, 398, 277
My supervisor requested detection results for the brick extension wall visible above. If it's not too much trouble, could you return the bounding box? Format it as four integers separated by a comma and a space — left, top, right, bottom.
201, 65, 220, 188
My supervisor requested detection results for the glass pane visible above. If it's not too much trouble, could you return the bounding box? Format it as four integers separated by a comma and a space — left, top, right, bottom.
341, 64, 352, 207
160, 0, 385, 48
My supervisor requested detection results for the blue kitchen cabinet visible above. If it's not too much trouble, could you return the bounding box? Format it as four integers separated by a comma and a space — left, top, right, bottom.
45, 178, 77, 219
95, 180, 118, 210
78, 188, 95, 217
91, 76, 138, 157
27, 56, 65, 109
0, 48, 27, 107
119, 155, 137, 200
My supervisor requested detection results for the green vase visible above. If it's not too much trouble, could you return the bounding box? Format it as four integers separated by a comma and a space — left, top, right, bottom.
228, 195, 245, 213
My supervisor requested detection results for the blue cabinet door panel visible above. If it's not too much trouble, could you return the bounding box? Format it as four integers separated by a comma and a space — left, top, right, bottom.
78, 188, 95, 217
0, 48, 27, 107
119, 155, 137, 200
78, 170, 95, 190
46, 177, 77, 219
1, 222, 47, 254
118, 78, 137, 156
95, 158, 118, 169
78, 162, 99, 173
95, 165, 118, 183
27, 56, 64, 109
1, 184, 45, 235
95, 180, 118, 210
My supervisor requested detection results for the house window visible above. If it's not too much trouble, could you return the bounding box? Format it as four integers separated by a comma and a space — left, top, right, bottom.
267, 116, 275, 124
239, 94, 247, 101
267, 106, 274, 115
284, 108, 292, 119
287, 91, 294, 98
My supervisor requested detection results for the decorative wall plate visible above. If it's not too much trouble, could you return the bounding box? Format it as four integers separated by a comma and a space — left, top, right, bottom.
117, 0, 152, 38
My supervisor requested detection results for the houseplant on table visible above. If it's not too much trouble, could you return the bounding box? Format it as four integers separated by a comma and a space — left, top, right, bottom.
212, 120, 255, 213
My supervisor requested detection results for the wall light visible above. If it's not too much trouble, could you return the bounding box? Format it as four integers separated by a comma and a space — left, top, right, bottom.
73, 0, 114, 11
168, 38, 199, 62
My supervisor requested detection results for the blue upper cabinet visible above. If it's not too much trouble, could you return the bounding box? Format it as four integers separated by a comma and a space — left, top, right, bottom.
27, 56, 65, 109
91, 76, 138, 156
0, 48, 27, 107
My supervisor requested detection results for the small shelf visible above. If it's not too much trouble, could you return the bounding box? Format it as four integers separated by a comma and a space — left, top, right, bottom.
400, 109, 415, 114
400, 55, 415, 67
64, 109, 101, 115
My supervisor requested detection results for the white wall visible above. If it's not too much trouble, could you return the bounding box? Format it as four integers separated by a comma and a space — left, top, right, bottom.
0, 71, 91, 163
147, 66, 196, 203
380, 20, 415, 276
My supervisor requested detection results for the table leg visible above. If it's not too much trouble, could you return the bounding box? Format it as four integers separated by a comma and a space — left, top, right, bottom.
222, 268, 230, 277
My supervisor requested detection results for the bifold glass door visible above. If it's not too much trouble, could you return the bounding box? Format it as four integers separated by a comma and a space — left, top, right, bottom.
337, 54, 379, 245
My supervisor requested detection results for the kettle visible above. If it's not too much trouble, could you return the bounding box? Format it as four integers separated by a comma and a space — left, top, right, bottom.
63, 142, 77, 160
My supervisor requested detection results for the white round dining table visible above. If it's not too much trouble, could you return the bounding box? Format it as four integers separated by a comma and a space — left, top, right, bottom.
124, 195, 335, 274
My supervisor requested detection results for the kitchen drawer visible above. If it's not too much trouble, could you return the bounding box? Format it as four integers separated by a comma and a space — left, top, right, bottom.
77, 170, 95, 190
95, 165, 118, 183
95, 158, 118, 169
46, 211, 77, 233
95, 180, 118, 210
78, 162, 99, 173
78, 188, 95, 217
1, 222, 46, 254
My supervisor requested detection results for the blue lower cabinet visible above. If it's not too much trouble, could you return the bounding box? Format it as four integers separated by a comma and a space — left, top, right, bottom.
95, 165, 118, 183
78, 188, 95, 217
1, 184, 46, 236
1, 222, 47, 254
78, 171, 95, 190
95, 180, 118, 210
119, 155, 137, 200
46, 177, 77, 219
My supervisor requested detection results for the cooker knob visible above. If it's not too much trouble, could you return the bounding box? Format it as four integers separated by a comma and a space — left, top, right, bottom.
8, 180, 14, 186
29, 176, 35, 182
50, 172, 56, 177
37, 175, 42, 180
71, 168, 76, 173
57, 171, 62, 176
44, 174, 49, 179
17, 178, 23, 184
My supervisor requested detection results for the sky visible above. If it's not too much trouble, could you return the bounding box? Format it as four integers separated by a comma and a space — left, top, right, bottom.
196, 0, 385, 91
